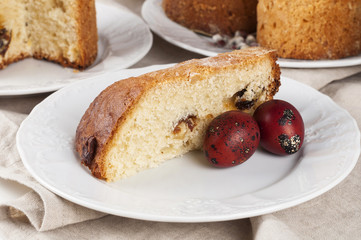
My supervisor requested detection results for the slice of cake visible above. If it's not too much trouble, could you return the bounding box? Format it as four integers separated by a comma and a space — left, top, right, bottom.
75, 47, 281, 181
0, 0, 97, 70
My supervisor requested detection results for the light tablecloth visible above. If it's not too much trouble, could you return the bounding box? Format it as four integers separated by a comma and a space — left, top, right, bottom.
1, 1, 361, 239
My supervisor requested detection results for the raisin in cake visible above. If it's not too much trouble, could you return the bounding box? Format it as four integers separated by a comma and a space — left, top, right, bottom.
0, 0, 97, 69
257, 0, 361, 60
75, 47, 281, 181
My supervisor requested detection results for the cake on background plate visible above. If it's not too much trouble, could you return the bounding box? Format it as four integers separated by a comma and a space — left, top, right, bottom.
162, 0, 361, 60
0, 0, 98, 70
257, 0, 361, 60
162, 0, 258, 36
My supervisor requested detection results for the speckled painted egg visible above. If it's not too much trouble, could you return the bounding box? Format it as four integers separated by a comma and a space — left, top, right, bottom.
253, 100, 305, 155
203, 110, 260, 168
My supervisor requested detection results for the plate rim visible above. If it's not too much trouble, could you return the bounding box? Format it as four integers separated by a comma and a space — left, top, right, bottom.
142, 0, 361, 69
16, 65, 361, 222
0, 0, 153, 97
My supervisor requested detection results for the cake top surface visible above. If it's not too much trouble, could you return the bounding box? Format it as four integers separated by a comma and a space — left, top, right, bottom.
168, 47, 274, 68
145, 47, 276, 81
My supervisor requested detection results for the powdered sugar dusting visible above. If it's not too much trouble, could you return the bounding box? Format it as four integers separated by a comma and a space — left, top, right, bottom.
184, 47, 274, 67
146, 48, 274, 82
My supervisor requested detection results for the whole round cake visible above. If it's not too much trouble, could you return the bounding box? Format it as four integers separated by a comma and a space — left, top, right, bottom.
162, 0, 258, 36
257, 0, 361, 60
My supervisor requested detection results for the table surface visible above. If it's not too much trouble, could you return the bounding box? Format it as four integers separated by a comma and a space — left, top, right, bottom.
1, 1, 361, 239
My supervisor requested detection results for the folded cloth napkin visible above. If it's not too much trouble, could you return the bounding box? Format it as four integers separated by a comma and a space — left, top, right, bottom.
0, 110, 106, 232
281, 66, 361, 90
0, 65, 360, 239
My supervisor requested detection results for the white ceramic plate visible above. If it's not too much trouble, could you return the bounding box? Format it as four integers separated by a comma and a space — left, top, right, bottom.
17, 64, 360, 222
0, 0, 152, 97
142, 0, 361, 69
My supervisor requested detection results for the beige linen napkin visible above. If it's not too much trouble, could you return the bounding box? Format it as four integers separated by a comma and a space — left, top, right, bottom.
0, 109, 106, 232
281, 66, 361, 90
0, 65, 360, 239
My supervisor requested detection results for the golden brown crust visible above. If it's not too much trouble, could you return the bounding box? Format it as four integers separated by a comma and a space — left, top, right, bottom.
269, 51, 281, 97
75, 76, 151, 178
257, 0, 361, 60
0, 53, 31, 69
162, 0, 258, 36
74, 0, 98, 69
32, 53, 96, 70
75, 48, 281, 180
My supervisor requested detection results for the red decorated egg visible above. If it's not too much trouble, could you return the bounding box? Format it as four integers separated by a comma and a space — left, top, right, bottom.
253, 100, 304, 155
203, 110, 260, 167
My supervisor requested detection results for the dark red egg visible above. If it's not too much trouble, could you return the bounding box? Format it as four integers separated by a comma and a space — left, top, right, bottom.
253, 100, 305, 155
203, 110, 260, 167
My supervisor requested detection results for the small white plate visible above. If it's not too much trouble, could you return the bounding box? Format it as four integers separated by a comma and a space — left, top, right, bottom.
0, 0, 152, 96
16, 64, 360, 222
142, 0, 361, 69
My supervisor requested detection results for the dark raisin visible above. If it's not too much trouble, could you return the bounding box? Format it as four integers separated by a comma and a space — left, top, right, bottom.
0, 28, 11, 57
184, 115, 197, 131
234, 89, 247, 98
235, 100, 255, 110
173, 115, 197, 134
81, 136, 97, 166
232, 89, 256, 110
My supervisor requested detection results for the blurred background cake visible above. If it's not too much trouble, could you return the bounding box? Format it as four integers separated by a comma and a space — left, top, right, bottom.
162, 0, 258, 36
256, 0, 361, 60
162, 0, 361, 60
0, 0, 98, 70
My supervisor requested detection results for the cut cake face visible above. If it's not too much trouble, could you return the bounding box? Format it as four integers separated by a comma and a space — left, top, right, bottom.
0, 0, 97, 69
